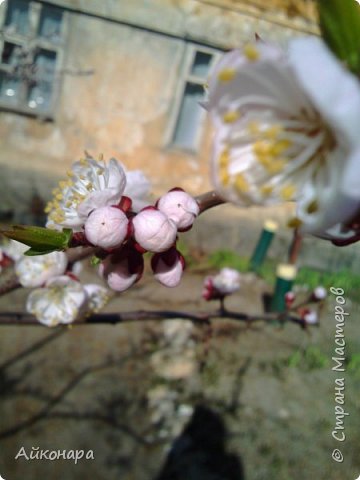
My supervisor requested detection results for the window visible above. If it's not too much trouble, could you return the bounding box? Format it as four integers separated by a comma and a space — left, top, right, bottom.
0, 0, 66, 116
167, 45, 220, 152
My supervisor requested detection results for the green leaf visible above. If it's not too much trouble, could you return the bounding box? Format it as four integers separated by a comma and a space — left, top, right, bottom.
1, 225, 73, 256
318, 0, 360, 74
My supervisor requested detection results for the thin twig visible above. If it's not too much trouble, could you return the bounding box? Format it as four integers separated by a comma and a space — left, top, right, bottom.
0, 308, 305, 327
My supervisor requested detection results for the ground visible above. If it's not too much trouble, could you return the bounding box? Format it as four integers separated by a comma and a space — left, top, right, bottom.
0, 260, 359, 480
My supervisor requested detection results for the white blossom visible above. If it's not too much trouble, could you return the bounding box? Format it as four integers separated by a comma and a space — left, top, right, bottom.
83, 284, 111, 312
207, 38, 360, 238
123, 169, 151, 212
15, 251, 67, 288
26, 276, 87, 327
46, 156, 127, 231
0, 239, 28, 262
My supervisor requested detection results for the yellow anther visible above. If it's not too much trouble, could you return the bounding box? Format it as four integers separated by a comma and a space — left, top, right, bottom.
59, 180, 68, 189
219, 149, 230, 168
266, 158, 287, 174
65, 201, 72, 208
280, 184, 296, 201
97, 168, 104, 175
44, 205, 52, 213
234, 173, 249, 193
261, 184, 273, 196
218, 68, 236, 82
264, 124, 282, 140
79, 175, 86, 180
243, 44, 259, 61
52, 188, 60, 196
86, 183, 93, 191
257, 155, 272, 168
270, 139, 292, 156
55, 193, 63, 201
220, 168, 230, 186
247, 121, 260, 135
79, 158, 87, 166
66, 170, 73, 177
253, 141, 272, 157
287, 217, 303, 228
306, 200, 319, 214
223, 111, 240, 124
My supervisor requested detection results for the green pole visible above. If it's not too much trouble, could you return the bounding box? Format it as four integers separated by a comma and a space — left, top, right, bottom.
270, 263, 297, 312
249, 220, 278, 272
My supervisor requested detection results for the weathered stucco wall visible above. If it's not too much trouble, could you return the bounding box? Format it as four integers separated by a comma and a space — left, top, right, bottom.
0, 0, 317, 214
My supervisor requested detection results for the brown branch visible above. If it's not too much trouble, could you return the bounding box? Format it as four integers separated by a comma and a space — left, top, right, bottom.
196, 190, 226, 214
0, 308, 305, 328
288, 228, 303, 264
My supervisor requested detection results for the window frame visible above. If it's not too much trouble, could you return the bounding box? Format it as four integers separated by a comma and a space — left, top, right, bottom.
165, 42, 221, 154
0, 0, 67, 119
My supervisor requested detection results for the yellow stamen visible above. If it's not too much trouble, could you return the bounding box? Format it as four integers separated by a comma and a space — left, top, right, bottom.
219, 149, 230, 168
264, 125, 282, 140
66, 170, 73, 177
234, 173, 249, 193
261, 184, 273, 196
266, 158, 287, 174
280, 184, 296, 201
270, 139, 292, 156
223, 111, 240, 124
79, 158, 87, 166
253, 141, 272, 156
218, 68, 236, 82
247, 121, 260, 135
287, 217, 303, 228
243, 44, 259, 61
220, 168, 230, 186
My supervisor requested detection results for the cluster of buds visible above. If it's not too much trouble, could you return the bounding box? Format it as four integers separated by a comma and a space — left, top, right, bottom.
202, 268, 241, 301
42, 157, 200, 292
285, 286, 328, 327
94, 188, 199, 291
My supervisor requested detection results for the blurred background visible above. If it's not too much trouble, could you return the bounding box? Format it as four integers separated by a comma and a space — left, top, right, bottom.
0, 1, 360, 479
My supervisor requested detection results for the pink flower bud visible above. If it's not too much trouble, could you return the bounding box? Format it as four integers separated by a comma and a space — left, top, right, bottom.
301, 309, 318, 325
84, 206, 128, 249
157, 189, 200, 231
99, 248, 143, 292
312, 286, 327, 301
285, 291, 296, 308
131, 207, 177, 252
202, 268, 241, 301
202, 277, 216, 301
151, 248, 185, 287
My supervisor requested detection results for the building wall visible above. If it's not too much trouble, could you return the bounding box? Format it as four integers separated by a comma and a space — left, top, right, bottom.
0, 0, 318, 220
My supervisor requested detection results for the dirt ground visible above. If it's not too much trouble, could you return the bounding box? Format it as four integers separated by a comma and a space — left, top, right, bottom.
0, 262, 359, 480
